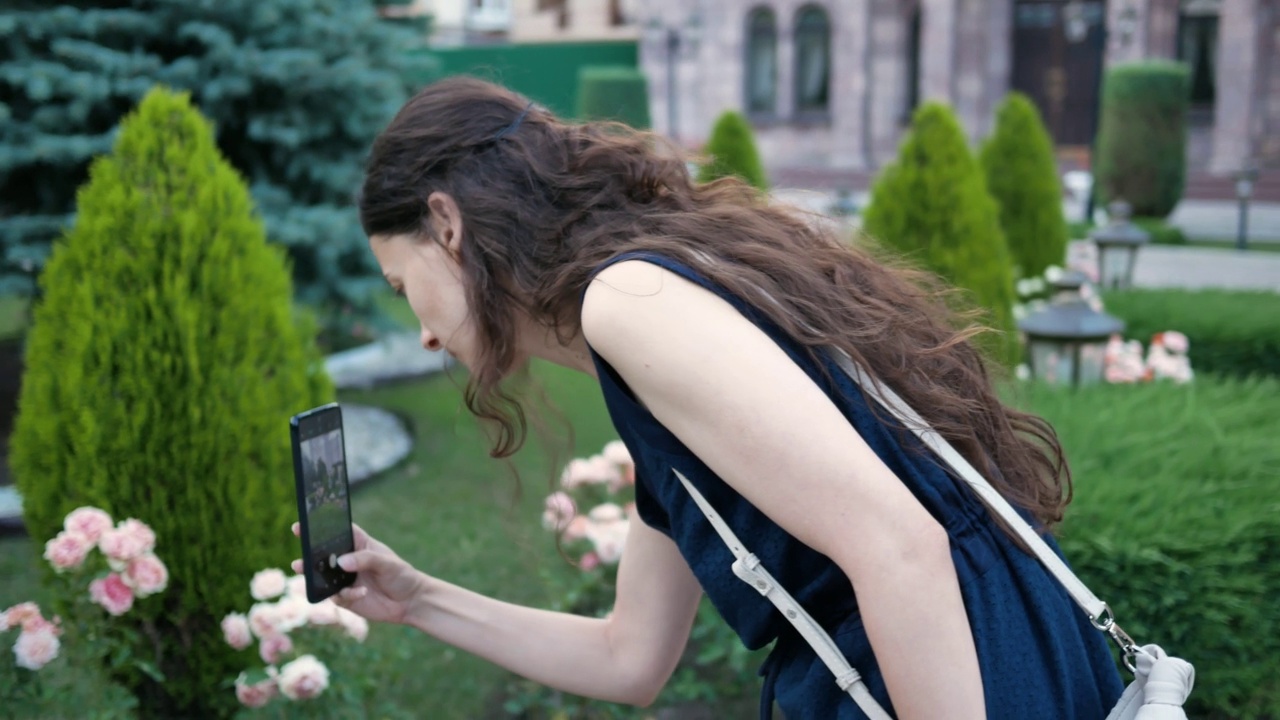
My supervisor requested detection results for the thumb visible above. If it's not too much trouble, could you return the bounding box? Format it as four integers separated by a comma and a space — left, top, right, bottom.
337, 548, 387, 573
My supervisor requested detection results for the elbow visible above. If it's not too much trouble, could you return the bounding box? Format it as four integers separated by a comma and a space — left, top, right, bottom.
843, 515, 954, 582
614, 664, 670, 708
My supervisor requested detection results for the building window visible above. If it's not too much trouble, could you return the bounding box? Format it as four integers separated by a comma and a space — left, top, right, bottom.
745, 7, 778, 115
903, 6, 922, 123
1177, 10, 1218, 109
794, 5, 831, 116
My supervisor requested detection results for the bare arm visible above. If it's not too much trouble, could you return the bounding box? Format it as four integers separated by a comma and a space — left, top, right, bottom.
581, 261, 986, 719
402, 514, 703, 706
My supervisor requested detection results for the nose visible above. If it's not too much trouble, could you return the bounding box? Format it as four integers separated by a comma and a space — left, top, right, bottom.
420, 327, 442, 352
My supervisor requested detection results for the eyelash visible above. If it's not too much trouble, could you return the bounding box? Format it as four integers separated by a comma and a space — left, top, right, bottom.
394, 287, 406, 298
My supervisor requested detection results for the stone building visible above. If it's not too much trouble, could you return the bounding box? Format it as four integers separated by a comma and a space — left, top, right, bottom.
632, 0, 1279, 184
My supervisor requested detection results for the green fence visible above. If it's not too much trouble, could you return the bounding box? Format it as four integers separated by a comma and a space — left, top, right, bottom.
406, 41, 639, 119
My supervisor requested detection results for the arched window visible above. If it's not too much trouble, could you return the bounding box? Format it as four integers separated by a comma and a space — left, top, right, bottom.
745, 7, 778, 115
903, 5, 922, 122
794, 5, 831, 115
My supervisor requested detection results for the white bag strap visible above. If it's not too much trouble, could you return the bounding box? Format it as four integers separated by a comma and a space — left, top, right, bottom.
672, 348, 1165, 718
672, 467, 893, 720
827, 351, 1112, 623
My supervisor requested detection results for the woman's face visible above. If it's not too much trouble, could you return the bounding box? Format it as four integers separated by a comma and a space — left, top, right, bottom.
367, 194, 479, 368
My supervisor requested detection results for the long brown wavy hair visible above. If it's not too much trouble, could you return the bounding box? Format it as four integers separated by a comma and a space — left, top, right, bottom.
358, 77, 1073, 531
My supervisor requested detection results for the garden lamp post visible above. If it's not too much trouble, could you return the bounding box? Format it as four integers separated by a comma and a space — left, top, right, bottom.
1017, 270, 1126, 388
1236, 163, 1257, 251
644, 11, 702, 143
1091, 200, 1149, 291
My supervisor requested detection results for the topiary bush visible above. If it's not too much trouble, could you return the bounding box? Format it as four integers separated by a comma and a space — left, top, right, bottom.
697, 110, 768, 191
979, 92, 1069, 280
1101, 288, 1280, 380
1025, 377, 1280, 719
10, 87, 333, 719
576, 66, 651, 130
862, 102, 1019, 365
1093, 61, 1191, 219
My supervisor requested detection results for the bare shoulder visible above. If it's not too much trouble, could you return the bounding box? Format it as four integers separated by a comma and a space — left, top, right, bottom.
581, 259, 724, 354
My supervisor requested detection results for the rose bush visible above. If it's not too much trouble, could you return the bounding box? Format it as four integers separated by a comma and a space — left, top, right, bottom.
503, 440, 765, 718
1013, 264, 1194, 386
223, 567, 408, 720
2, 506, 170, 716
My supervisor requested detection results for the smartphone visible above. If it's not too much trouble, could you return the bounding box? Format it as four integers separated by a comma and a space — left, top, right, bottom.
290, 402, 357, 603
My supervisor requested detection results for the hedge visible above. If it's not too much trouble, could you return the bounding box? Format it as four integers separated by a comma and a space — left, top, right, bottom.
1025, 377, 1280, 718
1102, 289, 1280, 380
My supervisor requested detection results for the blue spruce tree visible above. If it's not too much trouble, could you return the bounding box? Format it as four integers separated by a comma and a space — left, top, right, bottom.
0, 0, 438, 339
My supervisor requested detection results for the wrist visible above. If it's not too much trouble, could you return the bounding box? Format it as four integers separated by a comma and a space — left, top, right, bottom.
403, 570, 438, 633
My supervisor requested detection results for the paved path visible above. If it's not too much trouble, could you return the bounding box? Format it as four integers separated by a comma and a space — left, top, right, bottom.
1131, 244, 1280, 293
1166, 200, 1280, 242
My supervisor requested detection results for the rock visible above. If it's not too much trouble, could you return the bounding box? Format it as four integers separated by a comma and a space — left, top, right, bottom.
340, 404, 413, 486
324, 332, 453, 390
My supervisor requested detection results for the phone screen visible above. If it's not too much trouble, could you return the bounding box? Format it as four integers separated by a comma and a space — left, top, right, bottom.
292, 404, 356, 601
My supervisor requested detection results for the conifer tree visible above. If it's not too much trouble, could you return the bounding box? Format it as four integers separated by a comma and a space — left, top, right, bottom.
980, 92, 1070, 280
697, 110, 769, 191
862, 103, 1019, 365
12, 86, 333, 718
0, 0, 438, 336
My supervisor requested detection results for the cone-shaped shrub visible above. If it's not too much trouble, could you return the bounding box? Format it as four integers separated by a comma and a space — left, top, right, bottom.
862, 102, 1019, 365
576, 66, 652, 130
697, 110, 769, 190
11, 87, 333, 718
1093, 61, 1190, 218
980, 92, 1069, 280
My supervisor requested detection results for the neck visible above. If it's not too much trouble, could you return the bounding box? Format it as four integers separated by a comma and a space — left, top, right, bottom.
520, 322, 598, 378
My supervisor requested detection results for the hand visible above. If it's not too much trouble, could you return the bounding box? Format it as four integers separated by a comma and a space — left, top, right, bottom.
291, 522, 427, 626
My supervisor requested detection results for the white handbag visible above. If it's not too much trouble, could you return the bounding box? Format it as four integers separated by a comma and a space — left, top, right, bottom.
673, 349, 1195, 720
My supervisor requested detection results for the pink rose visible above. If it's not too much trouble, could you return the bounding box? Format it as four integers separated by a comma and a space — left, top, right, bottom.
586, 519, 629, 565
89, 573, 135, 616
250, 568, 288, 601
579, 551, 601, 572
259, 633, 294, 664
337, 608, 368, 642
234, 672, 278, 708
273, 596, 310, 633
247, 602, 281, 639
13, 625, 60, 670
307, 600, 340, 627
277, 654, 330, 700
63, 507, 114, 543
588, 503, 624, 523
123, 554, 168, 597
221, 613, 253, 650
562, 515, 591, 542
1162, 331, 1189, 355
44, 530, 93, 572
540, 491, 577, 531
285, 575, 308, 600
2, 602, 42, 631
602, 440, 633, 468
560, 456, 622, 489
98, 519, 156, 563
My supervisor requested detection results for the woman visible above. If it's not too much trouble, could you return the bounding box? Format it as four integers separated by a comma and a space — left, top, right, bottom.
291, 77, 1125, 719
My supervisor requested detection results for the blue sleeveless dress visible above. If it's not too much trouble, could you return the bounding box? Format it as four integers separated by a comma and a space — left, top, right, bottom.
583, 252, 1125, 720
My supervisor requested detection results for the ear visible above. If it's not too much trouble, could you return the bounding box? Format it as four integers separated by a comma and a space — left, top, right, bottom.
426, 191, 465, 258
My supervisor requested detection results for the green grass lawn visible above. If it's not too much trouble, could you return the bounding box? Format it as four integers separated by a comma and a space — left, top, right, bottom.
4, 288, 1275, 718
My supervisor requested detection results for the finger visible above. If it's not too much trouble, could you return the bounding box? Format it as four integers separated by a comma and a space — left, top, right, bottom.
336, 548, 385, 573
351, 523, 373, 547
333, 585, 368, 606
291, 559, 303, 574
291, 522, 300, 537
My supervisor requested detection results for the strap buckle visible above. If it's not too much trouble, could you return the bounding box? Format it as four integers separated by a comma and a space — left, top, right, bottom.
1091, 604, 1140, 673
